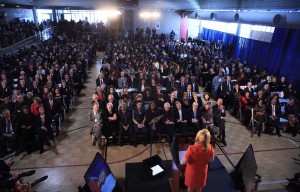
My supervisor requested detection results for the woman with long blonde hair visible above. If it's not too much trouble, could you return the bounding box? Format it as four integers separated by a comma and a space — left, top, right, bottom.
183, 129, 215, 192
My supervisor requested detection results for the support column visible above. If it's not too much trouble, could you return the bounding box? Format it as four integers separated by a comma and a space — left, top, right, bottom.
32, 7, 38, 27
236, 22, 241, 37
180, 17, 189, 41
52, 9, 57, 23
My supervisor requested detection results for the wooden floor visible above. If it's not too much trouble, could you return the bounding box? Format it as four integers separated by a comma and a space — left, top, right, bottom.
7, 52, 300, 192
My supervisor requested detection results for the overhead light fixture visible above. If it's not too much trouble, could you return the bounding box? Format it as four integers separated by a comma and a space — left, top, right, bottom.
16, 5, 20, 8
0, 4, 5, 7
140, 11, 160, 19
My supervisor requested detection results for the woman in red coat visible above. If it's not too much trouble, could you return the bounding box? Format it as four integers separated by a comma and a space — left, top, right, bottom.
183, 129, 214, 192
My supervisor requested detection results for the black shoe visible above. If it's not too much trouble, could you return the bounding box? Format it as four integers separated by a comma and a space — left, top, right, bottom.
277, 133, 282, 137
40, 149, 44, 154
31, 175, 48, 187
143, 143, 147, 147
134, 144, 137, 148
258, 132, 261, 137
292, 132, 297, 137
286, 178, 295, 182
222, 138, 227, 146
92, 138, 97, 146
119, 142, 124, 147
19, 170, 36, 178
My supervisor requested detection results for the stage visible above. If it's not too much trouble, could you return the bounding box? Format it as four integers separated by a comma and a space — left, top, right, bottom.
125, 156, 240, 192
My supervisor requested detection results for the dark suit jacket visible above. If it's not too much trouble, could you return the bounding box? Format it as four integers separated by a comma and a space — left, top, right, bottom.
188, 108, 202, 123
128, 77, 138, 88
43, 99, 59, 117
222, 81, 234, 96
266, 103, 281, 120
191, 82, 199, 93
0, 117, 17, 136
117, 109, 132, 127
34, 113, 52, 134
174, 108, 188, 122
212, 104, 226, 124
244, 87, 255, 98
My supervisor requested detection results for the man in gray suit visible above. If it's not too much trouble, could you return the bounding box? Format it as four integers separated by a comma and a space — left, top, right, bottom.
118, 71, 128, 88
88, 103, 103, 149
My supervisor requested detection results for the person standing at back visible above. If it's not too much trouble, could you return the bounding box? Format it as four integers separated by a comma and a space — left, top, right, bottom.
183, 129, 215, 192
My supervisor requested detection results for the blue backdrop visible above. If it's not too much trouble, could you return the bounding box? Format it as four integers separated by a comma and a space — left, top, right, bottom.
202, 27, 300, 89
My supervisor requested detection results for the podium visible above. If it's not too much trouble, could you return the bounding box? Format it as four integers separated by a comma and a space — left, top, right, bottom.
169, 134, 194, 192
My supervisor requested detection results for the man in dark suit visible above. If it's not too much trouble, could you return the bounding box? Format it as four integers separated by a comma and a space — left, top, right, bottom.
212, 98, 227, 146
165, 92, 178, 109
178, 76, 187, 92
266, 98, 282, 137
43, 93, 60, 136
222, 75, 235, 109
34, 107, 54, 154
117, 103, 132, 146
128, 72, 138, 88
174, 101, 188, 134
162, 102, 175, 145
96, 72, 107, 87
0, 109, 18, 157
244, 82, 255, 98
188, 102, 202, 132
132, 101, 147, 147
190, 76, 199, 93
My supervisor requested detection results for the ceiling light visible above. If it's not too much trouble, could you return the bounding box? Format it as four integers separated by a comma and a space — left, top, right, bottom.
16, 5, 20, 8
0, 4, 5, 7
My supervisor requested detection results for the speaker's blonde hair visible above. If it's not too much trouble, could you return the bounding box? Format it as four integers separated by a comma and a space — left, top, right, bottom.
195, 129, 211, 151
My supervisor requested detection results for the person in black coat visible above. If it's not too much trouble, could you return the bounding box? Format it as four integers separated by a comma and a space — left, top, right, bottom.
19, 105, 35, 155
266, 98, 282, 137
212, 98, 227, 146
0, 109, 18, 157
117, 103, 132, 146
162, 102, 175, 145
43, 93, 60, 136
284, 98, 299, 137
174, 101, 188, 134
188, 102, 202, 132
34, 107, 54, 154
132, 100, 147, 147
222, 75, 235, 109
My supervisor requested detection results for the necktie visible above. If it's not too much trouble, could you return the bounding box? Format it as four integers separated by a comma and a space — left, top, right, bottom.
6, 119, 11, 133
124, 111, 127, 124
272, 105, 275, 116
100, 79, 103, 84
50, 100, 53, 110
228, 83, 231, 91
188, 91, 191, 99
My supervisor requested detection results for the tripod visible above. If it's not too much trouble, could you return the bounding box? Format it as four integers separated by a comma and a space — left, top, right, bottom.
149, 123, 168, 161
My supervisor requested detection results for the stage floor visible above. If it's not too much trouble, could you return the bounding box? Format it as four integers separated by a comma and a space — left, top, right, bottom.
125, 156, 240, 192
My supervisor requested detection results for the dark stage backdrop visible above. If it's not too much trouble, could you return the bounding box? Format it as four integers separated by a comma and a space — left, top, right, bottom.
202, 27, 300, 90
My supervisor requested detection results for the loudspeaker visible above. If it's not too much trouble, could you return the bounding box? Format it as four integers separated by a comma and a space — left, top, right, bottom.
142, 155, 166, 178
210, 12, 217, 20
230, 144, 258, 192
181, 11, 186, 18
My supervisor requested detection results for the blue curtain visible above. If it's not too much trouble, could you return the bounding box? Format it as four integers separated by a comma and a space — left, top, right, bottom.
202, 27, 300, 88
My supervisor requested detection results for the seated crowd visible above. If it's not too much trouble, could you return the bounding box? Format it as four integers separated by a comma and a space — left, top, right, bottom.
89, 34, 299, 151
1, 22, 299, 190
0, 32, 96, 159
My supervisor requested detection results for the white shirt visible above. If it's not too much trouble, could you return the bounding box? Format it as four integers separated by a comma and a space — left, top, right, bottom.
178, 109, 182, 121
